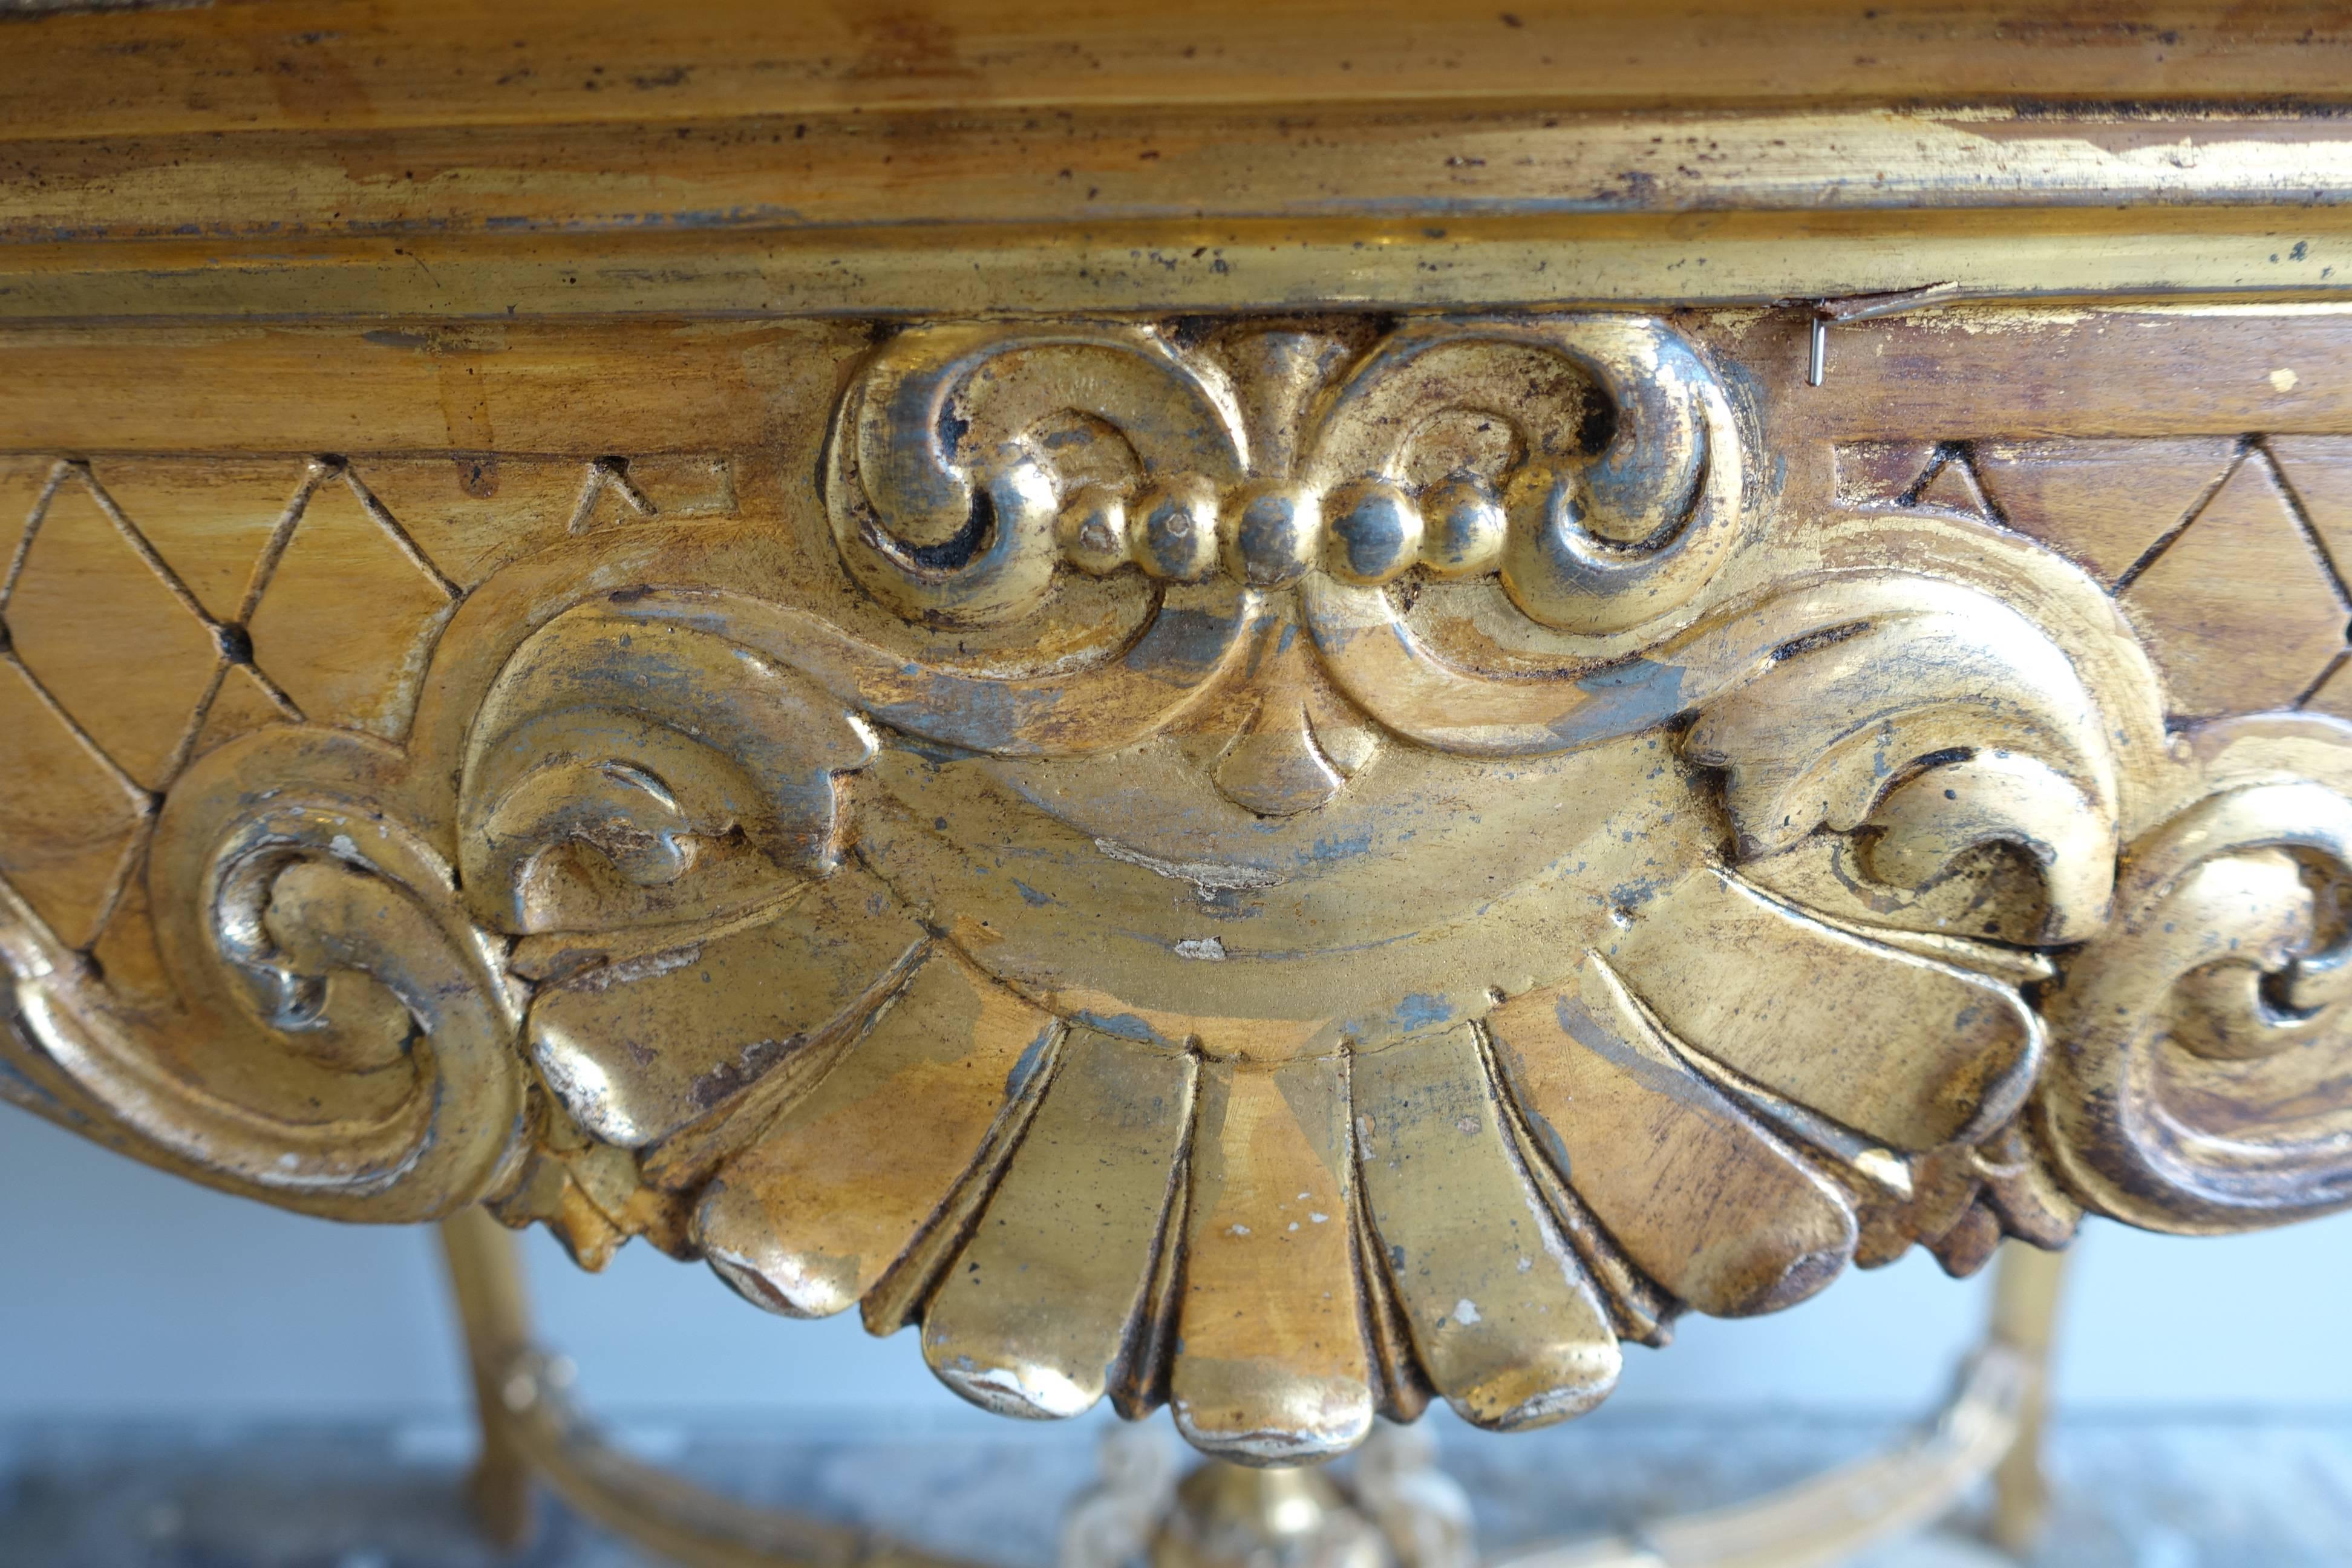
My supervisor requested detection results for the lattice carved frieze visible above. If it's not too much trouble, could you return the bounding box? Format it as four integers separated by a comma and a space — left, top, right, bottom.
8, 311, 2352, 1463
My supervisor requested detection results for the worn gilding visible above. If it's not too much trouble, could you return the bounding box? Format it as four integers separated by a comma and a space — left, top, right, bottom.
10, 304, 2352, 1467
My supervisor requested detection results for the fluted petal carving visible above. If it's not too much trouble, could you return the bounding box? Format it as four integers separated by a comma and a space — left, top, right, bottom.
1355, 1025, 1622, 1431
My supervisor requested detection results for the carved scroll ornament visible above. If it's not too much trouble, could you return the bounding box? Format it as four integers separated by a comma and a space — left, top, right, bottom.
9, 313, 2352, 1463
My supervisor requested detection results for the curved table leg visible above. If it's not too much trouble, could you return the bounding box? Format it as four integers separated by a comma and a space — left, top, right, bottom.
1485, 1241, 2069, 1568
438, 1206, 973, 1568
1485, 1346, 2030, 1568
1985, 1243, 2071, 1557
439, 1204, 540, 1552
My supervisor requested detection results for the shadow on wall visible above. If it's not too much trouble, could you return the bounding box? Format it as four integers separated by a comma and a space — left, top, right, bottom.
5, 1109, 2351, 1422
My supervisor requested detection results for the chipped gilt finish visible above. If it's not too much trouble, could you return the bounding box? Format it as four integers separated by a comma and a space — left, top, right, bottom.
8, 2, 2352, 1562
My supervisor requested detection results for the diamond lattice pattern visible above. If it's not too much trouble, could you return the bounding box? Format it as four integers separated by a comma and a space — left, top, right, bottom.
0, 453, 727, 959
1849, 437, 2352, 723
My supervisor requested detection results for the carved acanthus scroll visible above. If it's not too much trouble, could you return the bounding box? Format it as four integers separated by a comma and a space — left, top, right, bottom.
8, 310, 2352, 1464
827, 317, 1739, 637
2039, 723, 2352, 1231
4, 733, 528, 1223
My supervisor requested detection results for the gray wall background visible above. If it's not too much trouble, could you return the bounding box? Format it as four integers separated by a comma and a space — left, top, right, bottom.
5, 1108, 2348, 1423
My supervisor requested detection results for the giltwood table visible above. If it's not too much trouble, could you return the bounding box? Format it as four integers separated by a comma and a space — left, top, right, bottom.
5, 4, 2350, 1564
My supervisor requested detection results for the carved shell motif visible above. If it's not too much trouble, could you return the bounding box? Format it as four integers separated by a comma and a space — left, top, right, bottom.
8, 315, 2352, 1463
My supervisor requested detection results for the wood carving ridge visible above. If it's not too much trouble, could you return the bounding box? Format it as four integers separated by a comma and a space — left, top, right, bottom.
9, 312, 2352, 1460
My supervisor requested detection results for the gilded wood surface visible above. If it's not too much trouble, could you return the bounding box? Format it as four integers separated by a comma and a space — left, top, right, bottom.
8, 301, 2352, 1463
6, 6, 2352, 318
7, 0, 2352, 1475
6, 0, 2351, 139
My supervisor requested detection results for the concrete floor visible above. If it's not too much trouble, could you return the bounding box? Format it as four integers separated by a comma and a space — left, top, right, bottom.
3, 1411, 2348, 1567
